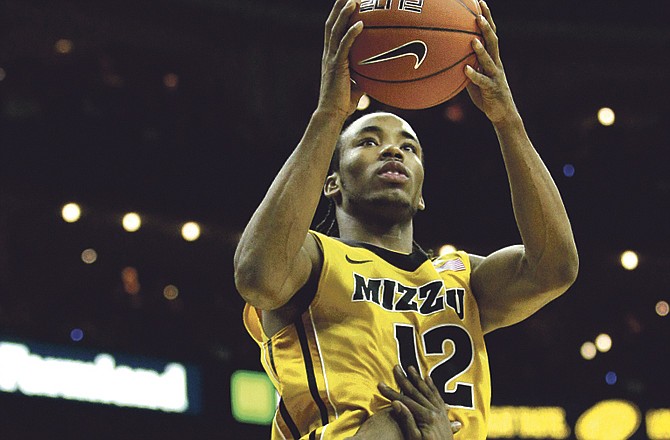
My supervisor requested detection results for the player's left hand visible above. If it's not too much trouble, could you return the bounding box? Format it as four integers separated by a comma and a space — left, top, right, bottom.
464, 0, 517, 124
378, 365, 460, 440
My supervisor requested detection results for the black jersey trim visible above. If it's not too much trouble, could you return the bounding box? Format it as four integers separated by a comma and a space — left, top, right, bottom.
267, 341, 278, 377
279, 398, 301, 439
309, 429, 317, 440
295, 318, 330, 427
339, 239, 429, 272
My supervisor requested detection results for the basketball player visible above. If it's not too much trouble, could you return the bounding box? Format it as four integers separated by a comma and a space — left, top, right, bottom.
235, 0, 578, 438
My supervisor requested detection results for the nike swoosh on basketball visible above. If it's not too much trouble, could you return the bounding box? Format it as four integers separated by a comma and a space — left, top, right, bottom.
346, 255, 373, 265
358, 40, 428, 70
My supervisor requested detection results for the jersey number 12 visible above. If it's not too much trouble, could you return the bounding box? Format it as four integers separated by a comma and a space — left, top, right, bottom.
394, 323, 475, 409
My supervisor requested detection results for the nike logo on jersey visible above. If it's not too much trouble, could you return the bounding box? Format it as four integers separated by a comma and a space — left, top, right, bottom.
358, 40, 428, 70
346, 255, 374, 265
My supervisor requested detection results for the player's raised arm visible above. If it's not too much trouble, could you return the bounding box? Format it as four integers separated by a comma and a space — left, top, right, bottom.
463, 1, 578, 333
233, 0, 364, 311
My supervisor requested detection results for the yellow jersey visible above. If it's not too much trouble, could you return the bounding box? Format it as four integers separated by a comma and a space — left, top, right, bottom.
243, 231, 490, 439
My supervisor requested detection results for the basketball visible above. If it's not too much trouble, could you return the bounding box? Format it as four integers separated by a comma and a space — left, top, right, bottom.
348, 0, 482, 110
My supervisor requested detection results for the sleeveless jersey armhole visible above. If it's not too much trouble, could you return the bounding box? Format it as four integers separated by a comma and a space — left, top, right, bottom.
305, 230, 328, 310
243, 303, 267, 343
458, 250, 473, 282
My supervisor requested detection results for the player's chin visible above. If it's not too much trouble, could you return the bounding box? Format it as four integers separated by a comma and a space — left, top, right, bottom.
365, 193, 420, 219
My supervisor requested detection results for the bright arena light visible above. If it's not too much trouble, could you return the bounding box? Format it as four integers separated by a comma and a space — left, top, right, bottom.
598, 107, 615, 126
605, 371, 618, 385
81, 248, 98, 264
656, 300, 669, 317
181, 222, 201, 242
444, 103, 465, 123
121, 267, 141, 295
122, 212, 142, 232
620, 251, 639, 271
595, 333, 612, 353
163, 285, 179, 301
61, 203, 81, 223
70, 328, 84, 342
54, 38, 73, 54
580, 342, 597, 360
163, 73, 179, 89
563, 164, 575, 178
357, 94, 370, 111
439, 244, 457, 255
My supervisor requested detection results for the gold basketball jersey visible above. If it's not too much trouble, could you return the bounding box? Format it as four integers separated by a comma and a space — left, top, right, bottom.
243, 231, 490, 439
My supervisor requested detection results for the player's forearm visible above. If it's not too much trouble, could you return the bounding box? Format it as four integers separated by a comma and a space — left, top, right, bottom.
234, 109, 346, 303
348, 408, 404, 440
493, 113, 578, 288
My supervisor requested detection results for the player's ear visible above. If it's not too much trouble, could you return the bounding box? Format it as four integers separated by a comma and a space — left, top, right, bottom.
324, 172, 342, 202
418, 195, 426, 211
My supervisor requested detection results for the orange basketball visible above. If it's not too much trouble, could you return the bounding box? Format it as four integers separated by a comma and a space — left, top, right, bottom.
348, 0, 482, 110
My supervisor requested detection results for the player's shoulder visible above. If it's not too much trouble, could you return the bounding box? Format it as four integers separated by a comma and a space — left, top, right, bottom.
309, 230, 363, 254
308, 229, 339, 246
467, 253, 485, 271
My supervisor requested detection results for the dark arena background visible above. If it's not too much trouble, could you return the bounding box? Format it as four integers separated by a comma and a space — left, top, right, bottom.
1, 0, 669, 438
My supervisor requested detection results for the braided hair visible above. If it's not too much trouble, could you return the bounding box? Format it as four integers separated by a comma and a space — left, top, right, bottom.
314, 136, 343, 237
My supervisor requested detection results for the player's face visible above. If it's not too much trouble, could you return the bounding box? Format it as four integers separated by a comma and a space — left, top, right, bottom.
327, 113, 425, 223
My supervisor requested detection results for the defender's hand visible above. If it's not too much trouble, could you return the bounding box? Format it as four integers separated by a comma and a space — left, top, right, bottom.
379, 365, 461, 440
318, 0, 365, 118
464, 0, 517, 124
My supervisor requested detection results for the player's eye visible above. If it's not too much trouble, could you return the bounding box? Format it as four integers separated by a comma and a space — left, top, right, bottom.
401, 143, 418, 153
359, 138, 379, 147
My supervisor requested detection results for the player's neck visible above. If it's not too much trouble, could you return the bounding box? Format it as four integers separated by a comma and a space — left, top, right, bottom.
337, 212, 414, 254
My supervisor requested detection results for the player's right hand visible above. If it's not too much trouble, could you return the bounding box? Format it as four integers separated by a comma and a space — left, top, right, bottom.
318, 0, 364, 118
379, 365, 461, 440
